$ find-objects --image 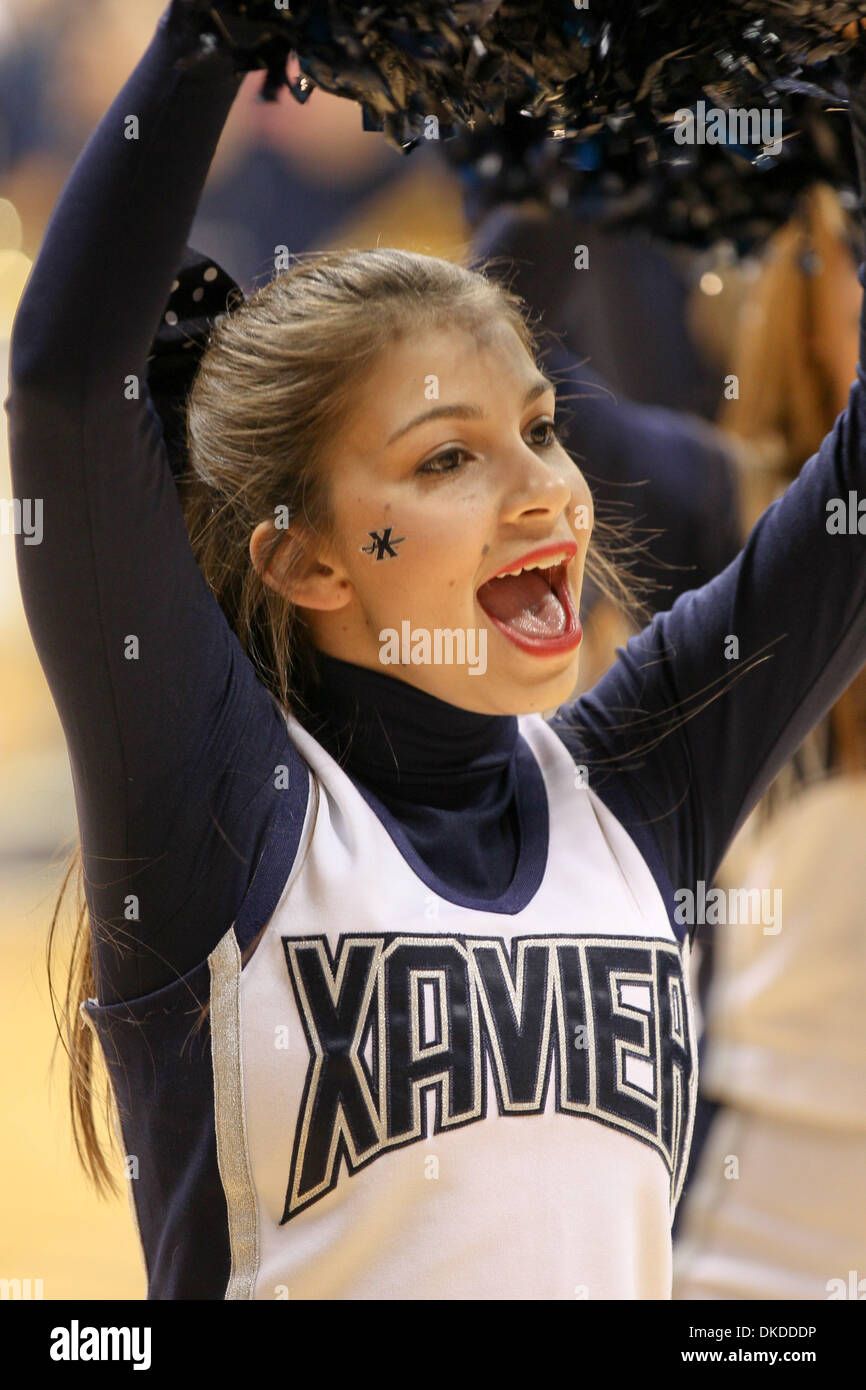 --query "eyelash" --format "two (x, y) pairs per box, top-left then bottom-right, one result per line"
(416, 419), (562, 476)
